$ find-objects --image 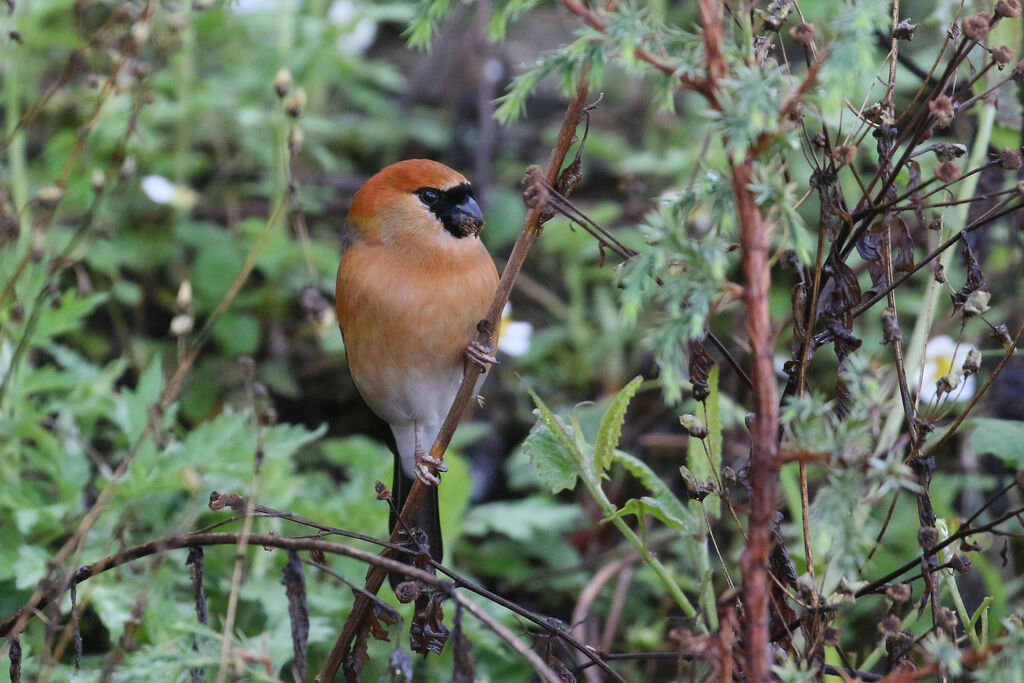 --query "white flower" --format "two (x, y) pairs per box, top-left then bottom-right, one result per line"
(141, 175), (197, 209)
(498, 302), (533, 357)
(916, 335), (977, 403)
